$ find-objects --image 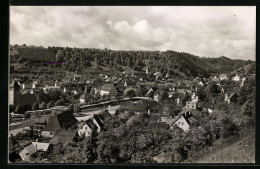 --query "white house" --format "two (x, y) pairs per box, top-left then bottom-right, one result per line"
(241, 77), (246, 87)
(219, 74), (228, 81)
(232, 75), (240, 81)
(77, 119), (97, 137)
(199, 81), (204, 86)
